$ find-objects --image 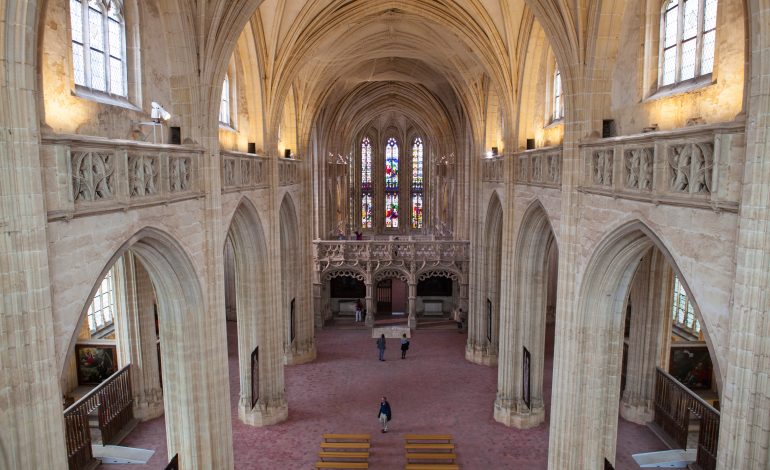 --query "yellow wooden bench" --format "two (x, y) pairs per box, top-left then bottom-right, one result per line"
(404, 464), (460, 470)
(404, 443), (455, 452)
(314, 462), (369, 469)
(320, 442), (371, 450)
(406, 452), (457, 463)
(318, 451), (369, 462)
(403, 434), (453, 443)
(322, 433), (371, 443)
